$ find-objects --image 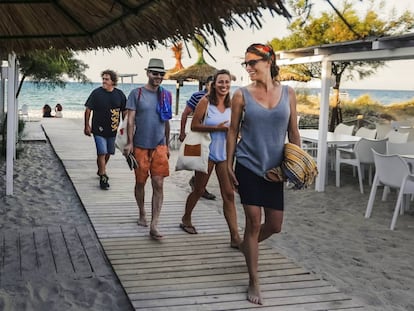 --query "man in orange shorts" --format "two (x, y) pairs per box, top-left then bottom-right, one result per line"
(124, 58), (172, 240)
